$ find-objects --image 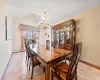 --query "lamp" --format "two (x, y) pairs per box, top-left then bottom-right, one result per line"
(39, 11), (51, 29)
